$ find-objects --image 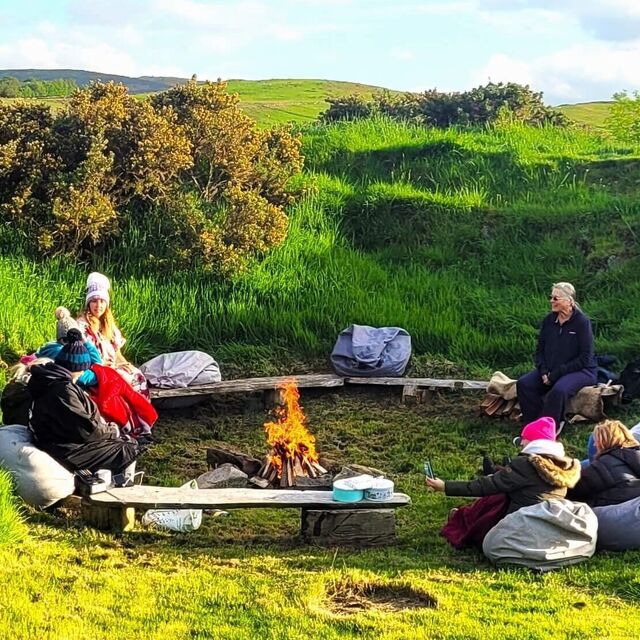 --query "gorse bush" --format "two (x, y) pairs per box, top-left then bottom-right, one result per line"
(322, 82), (567, 127)
(0, 80), (303, 275)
